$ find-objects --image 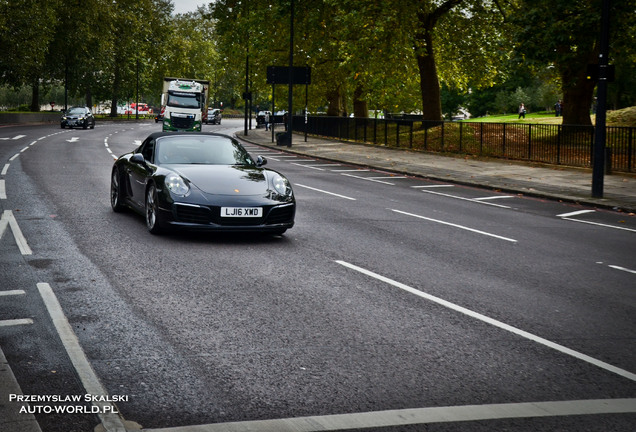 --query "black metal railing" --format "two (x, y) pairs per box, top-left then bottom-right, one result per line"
(293, 116), (635, 173)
